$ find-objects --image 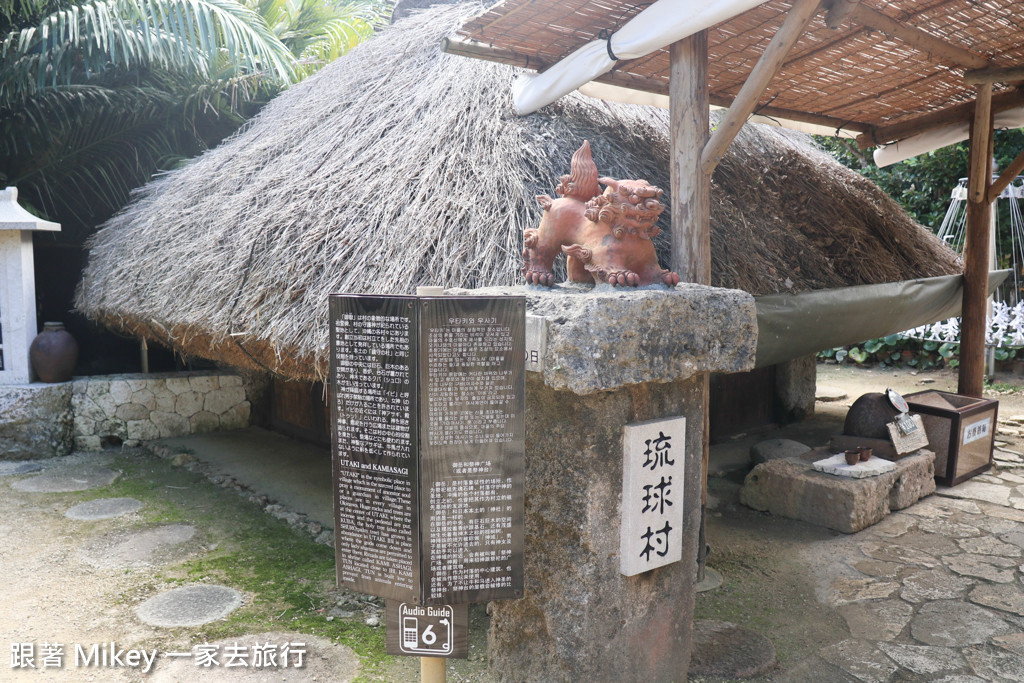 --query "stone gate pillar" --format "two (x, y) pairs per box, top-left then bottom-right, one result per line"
(0, 187), (61, 385)
(461, 284), (756, 682)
